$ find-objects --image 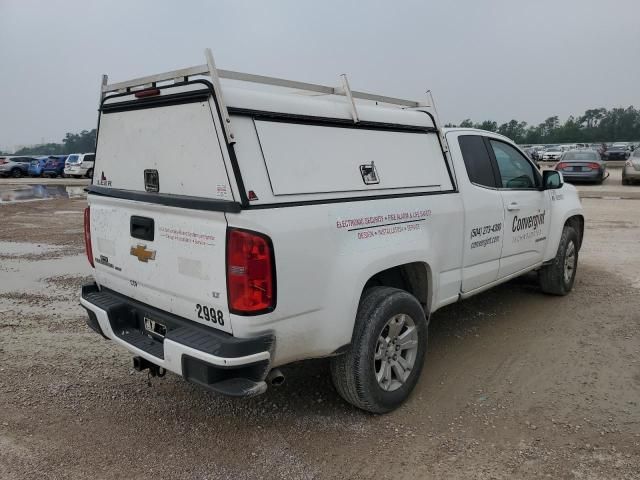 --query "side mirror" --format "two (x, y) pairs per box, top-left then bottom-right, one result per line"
(543, 170), (563, 190)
